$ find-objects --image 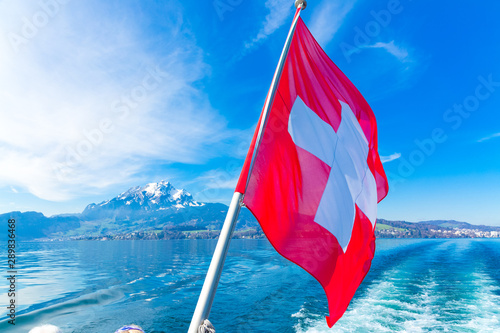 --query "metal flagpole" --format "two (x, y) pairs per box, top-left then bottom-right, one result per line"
(244, 0), (306, 193)
(187, 192), (242, 333)
(188, 2), (306, 332)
